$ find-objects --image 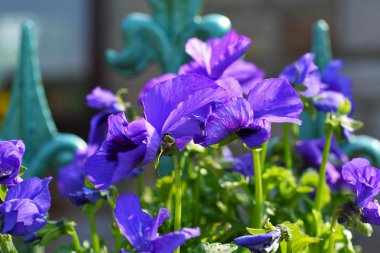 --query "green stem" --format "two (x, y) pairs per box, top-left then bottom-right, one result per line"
(173, 154), (182, 253)
(88, 213), (101, 252)
(328, 215), (338, 253)
(260, 141), (268, 169)
(313, 128), (334, 211)
(70, 230), (83, 253)
(252, 148), (263, 228)
(284, 123), (292, 170)
(287, 236), (293, 253)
